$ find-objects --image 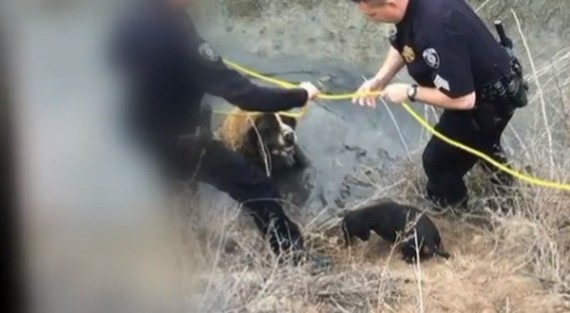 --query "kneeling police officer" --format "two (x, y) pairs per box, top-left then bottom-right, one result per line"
(111, 0), (320, 261)
(351, 0), (529, 209)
